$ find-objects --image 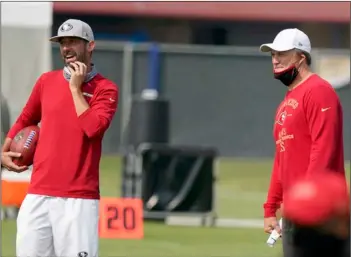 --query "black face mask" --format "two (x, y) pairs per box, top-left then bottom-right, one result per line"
(274, 65), (299, 87)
